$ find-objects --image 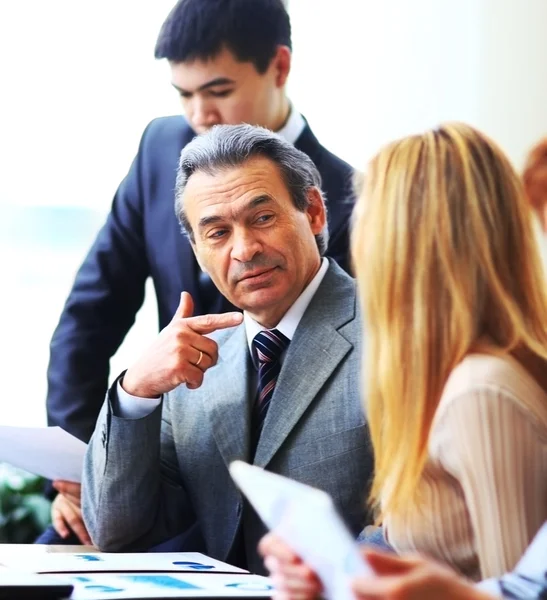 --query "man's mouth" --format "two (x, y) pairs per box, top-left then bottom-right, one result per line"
(238, 266), (276, 283)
